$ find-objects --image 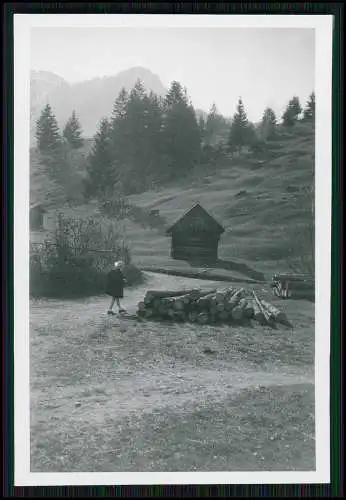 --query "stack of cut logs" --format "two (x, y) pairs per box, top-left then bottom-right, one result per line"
(137, 287), (289, 327)
(271, 273), (315, 300)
